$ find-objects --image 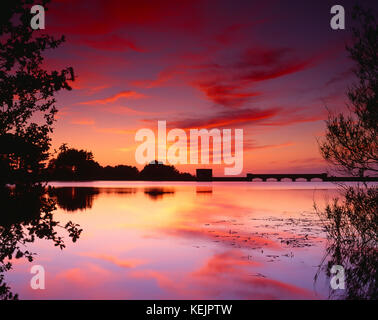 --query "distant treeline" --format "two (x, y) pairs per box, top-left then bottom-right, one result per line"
(47, 144), (194, 181)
